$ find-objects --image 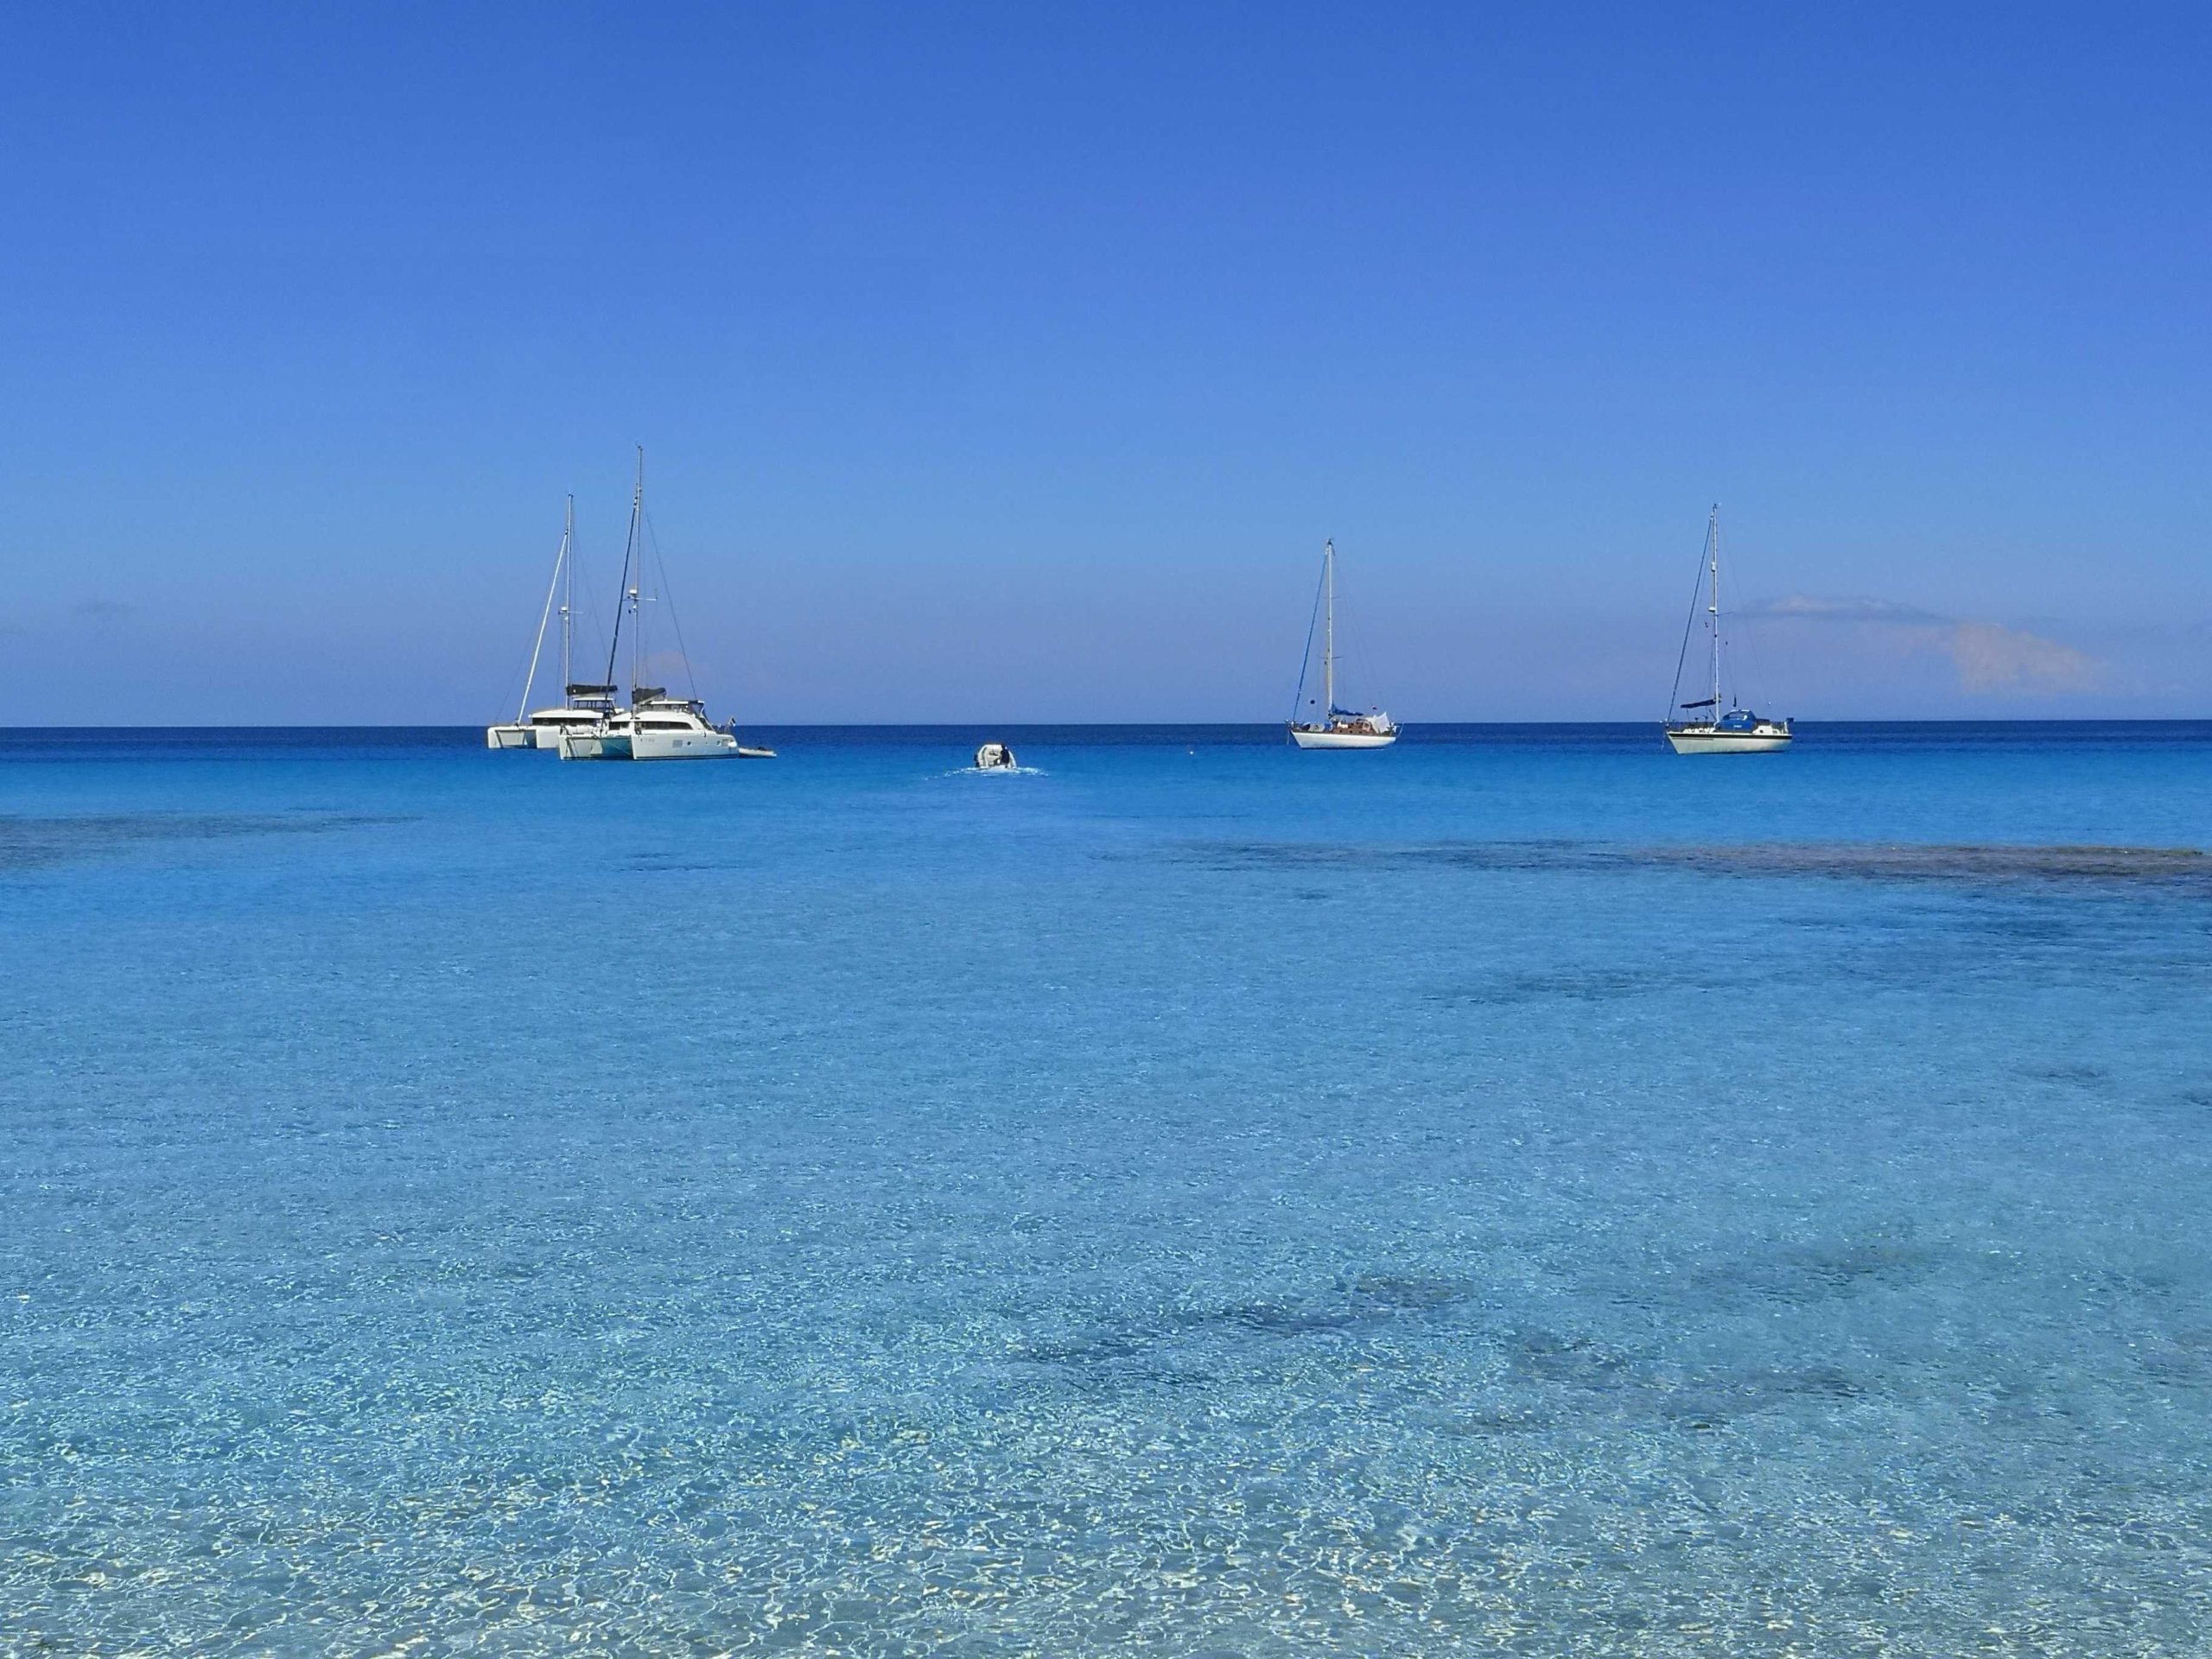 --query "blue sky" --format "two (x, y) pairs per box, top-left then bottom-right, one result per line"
(3, 2), (2206, 722)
